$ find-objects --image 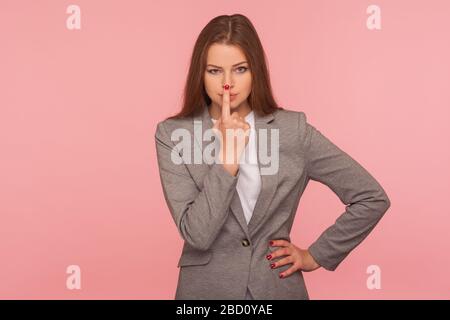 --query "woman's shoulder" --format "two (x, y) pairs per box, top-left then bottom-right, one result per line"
(155, 114), (194, 136)
(273, 107), (309, 129)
